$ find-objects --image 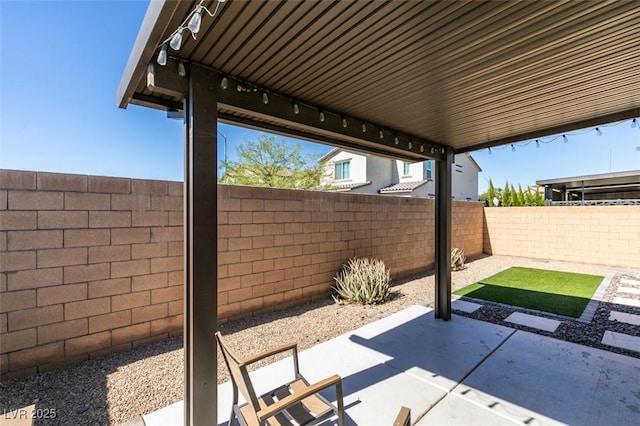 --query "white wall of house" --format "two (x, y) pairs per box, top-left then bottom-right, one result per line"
(366, 155), (394, 191)
(451, 154), (480, 201)
(321, 150), (480, 200)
